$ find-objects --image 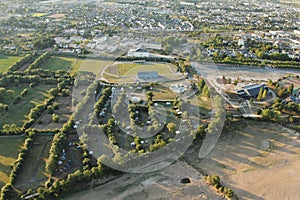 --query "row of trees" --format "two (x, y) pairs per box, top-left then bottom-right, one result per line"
(0, 131), (36, 200)
(25, 52), (50, 72)
(45, 116), (75, 175)
(7, 53), (36, 72)
(0, 74), (59, 88)
(257, 87), (267, 101)
(36, 161), (113, 200)
(205, 175), (236, 199)
(94, 87), (111, 117)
